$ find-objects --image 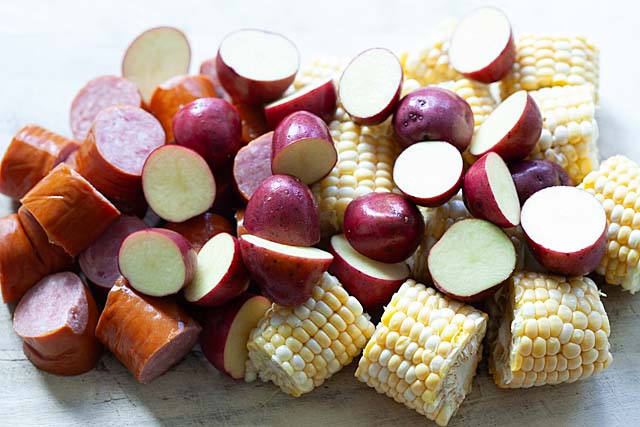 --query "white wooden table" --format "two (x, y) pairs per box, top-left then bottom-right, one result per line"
(1, 0), (639, 425)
